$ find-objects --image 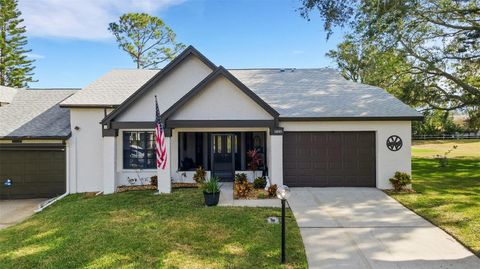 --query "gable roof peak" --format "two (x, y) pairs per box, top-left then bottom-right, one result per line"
(101, 45), (217, 124)
(160, 65), (280, 121)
